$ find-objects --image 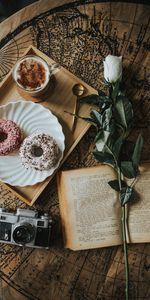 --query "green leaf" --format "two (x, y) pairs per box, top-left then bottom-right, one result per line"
(78, 92), (112, 109)
(99, 136), (118, 163)
(100, 96), (112, 104)
(114, 96), (133, 129)
(79, 94), (100, 105)
(121, 161), (137, 178)
(105, 136), (116, 156)
(113, 136), (124, 159)
(120, 135), (143, 178)
(132, 134), (144, 168)
(94, 130), (103, 143)
(120, 186), (133, 206)
(79, 94), (111, 108)
(64, 110), (97, 126)
(108, 180), (127, 191)
(95, 131), (110, 151)
(93, 151), (114, 166)
(90, 110), (102, 127)
(80, 117), (98, 126)
(102, 106), (112, 131)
